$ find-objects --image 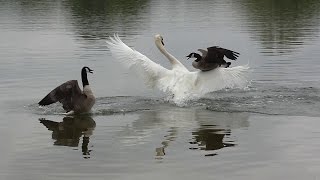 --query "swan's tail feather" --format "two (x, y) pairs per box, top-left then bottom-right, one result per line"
(106, 34), (169, 88)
